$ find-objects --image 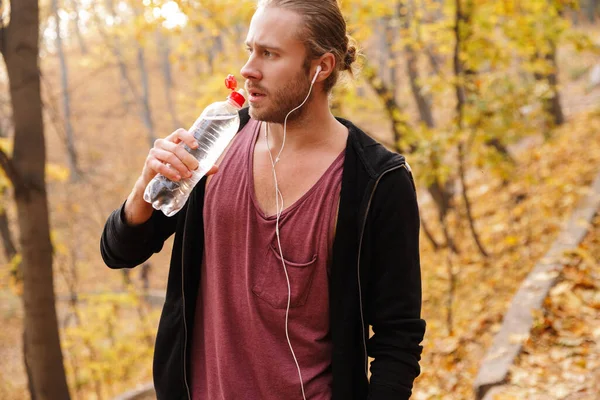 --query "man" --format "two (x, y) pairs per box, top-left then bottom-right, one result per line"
(100, 0), (425, 399)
